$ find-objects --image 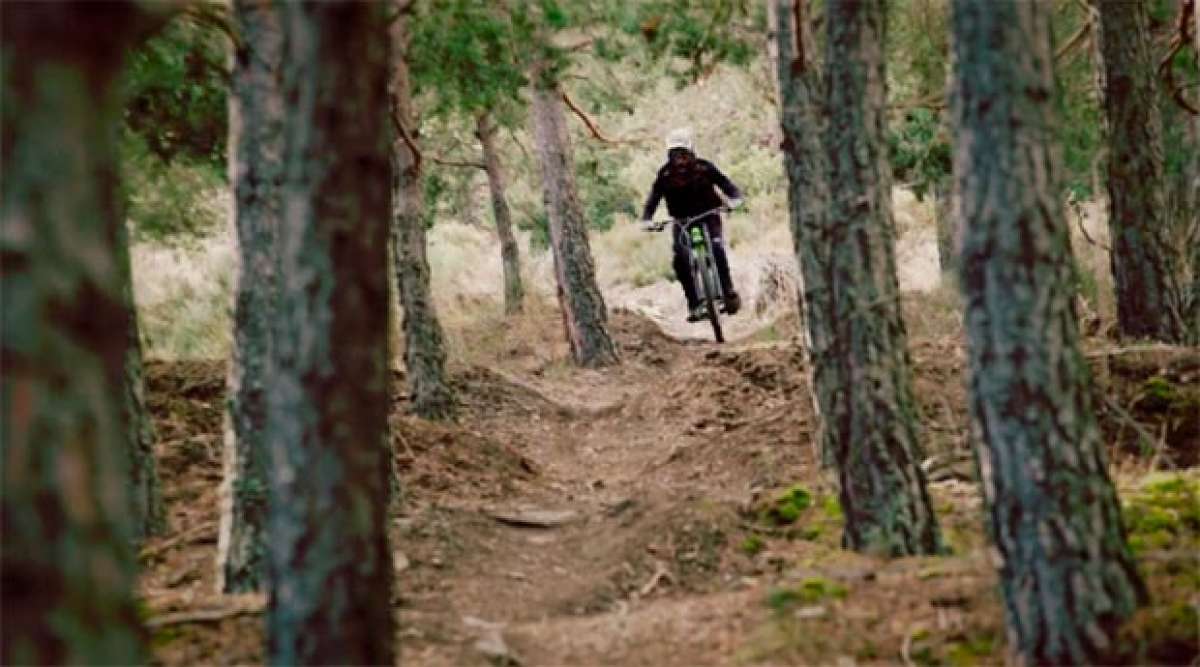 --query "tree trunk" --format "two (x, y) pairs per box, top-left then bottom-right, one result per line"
(933, 178), (957, 277)
(821, 0), (943, 556)
(477, 112), (525, 315)
(390, 8), (457, 421)
(775, 0), (834, 469)
(950, 1), (1148, 662)
(120, 218), (165, 542)
(217, 0), (282, 594)
(1091, 0), (1184, 342)
(530, 76), (619, 367)
(268, 4), (394, 664)
(1, 4), (151, 663)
